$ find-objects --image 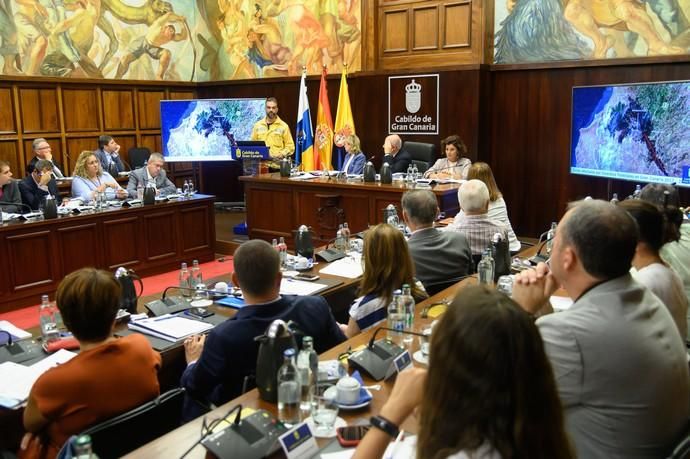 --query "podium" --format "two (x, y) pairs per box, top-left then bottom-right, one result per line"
(232, 145), (270, 176)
